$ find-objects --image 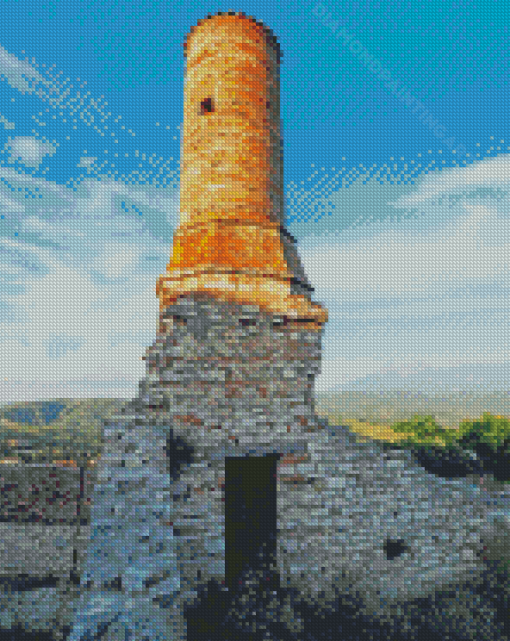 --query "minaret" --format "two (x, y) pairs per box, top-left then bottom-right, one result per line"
(133, 14), (329, 636)
(59, 15), (505, 641)
(156, 11), (327, 330)
(62, 13), (329, 641)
